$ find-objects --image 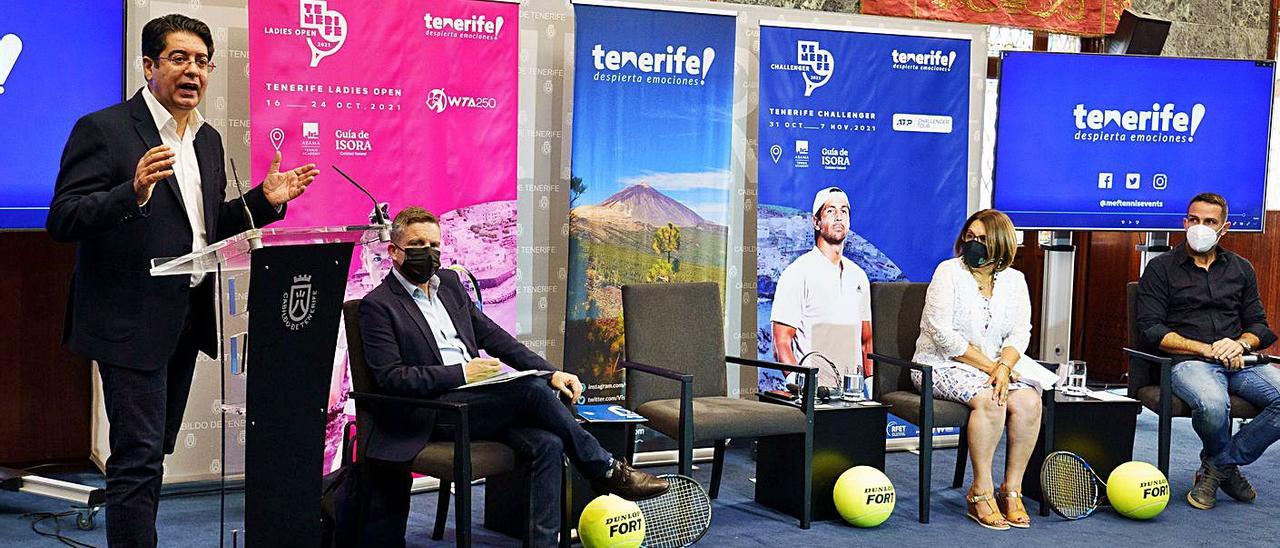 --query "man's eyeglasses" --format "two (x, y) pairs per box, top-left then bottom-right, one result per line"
(156, 55), (216, 74)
